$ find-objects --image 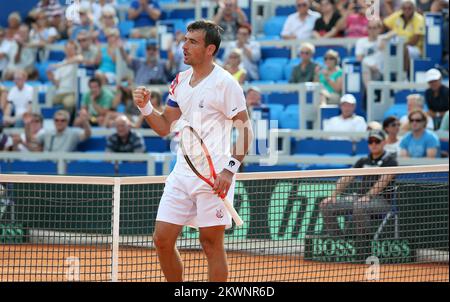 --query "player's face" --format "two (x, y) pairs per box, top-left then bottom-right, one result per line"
(183, 30), (213, 66)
